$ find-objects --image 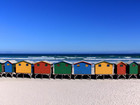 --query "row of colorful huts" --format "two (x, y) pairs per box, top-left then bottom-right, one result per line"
(0, 60), (140, 79)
